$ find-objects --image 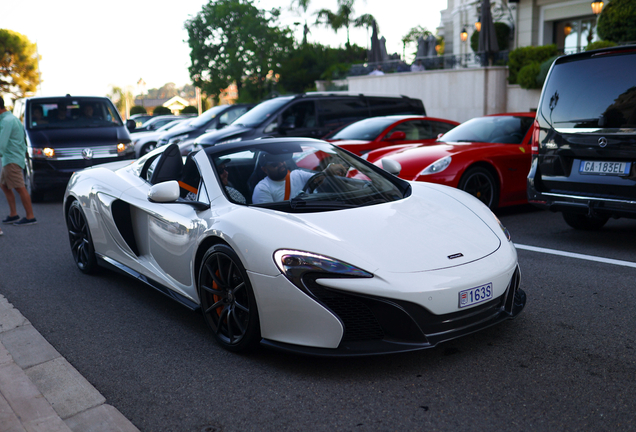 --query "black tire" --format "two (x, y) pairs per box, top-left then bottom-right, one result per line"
(67, 200), (98, 274)
(562, 212), (609, 230)
(198, 244), (260, 352)
(458, 167), (499, 210)
(140, 142), (157, 156)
